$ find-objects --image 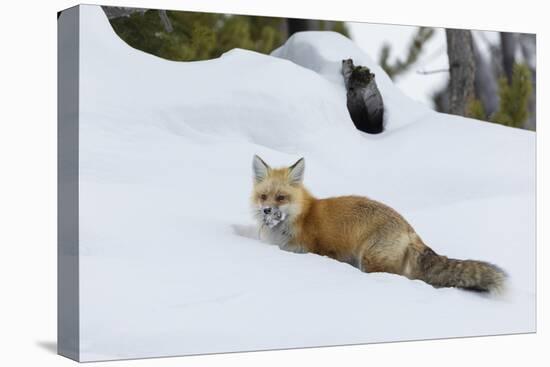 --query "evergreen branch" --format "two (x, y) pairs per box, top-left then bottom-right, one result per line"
(379, 27), (435, 79)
